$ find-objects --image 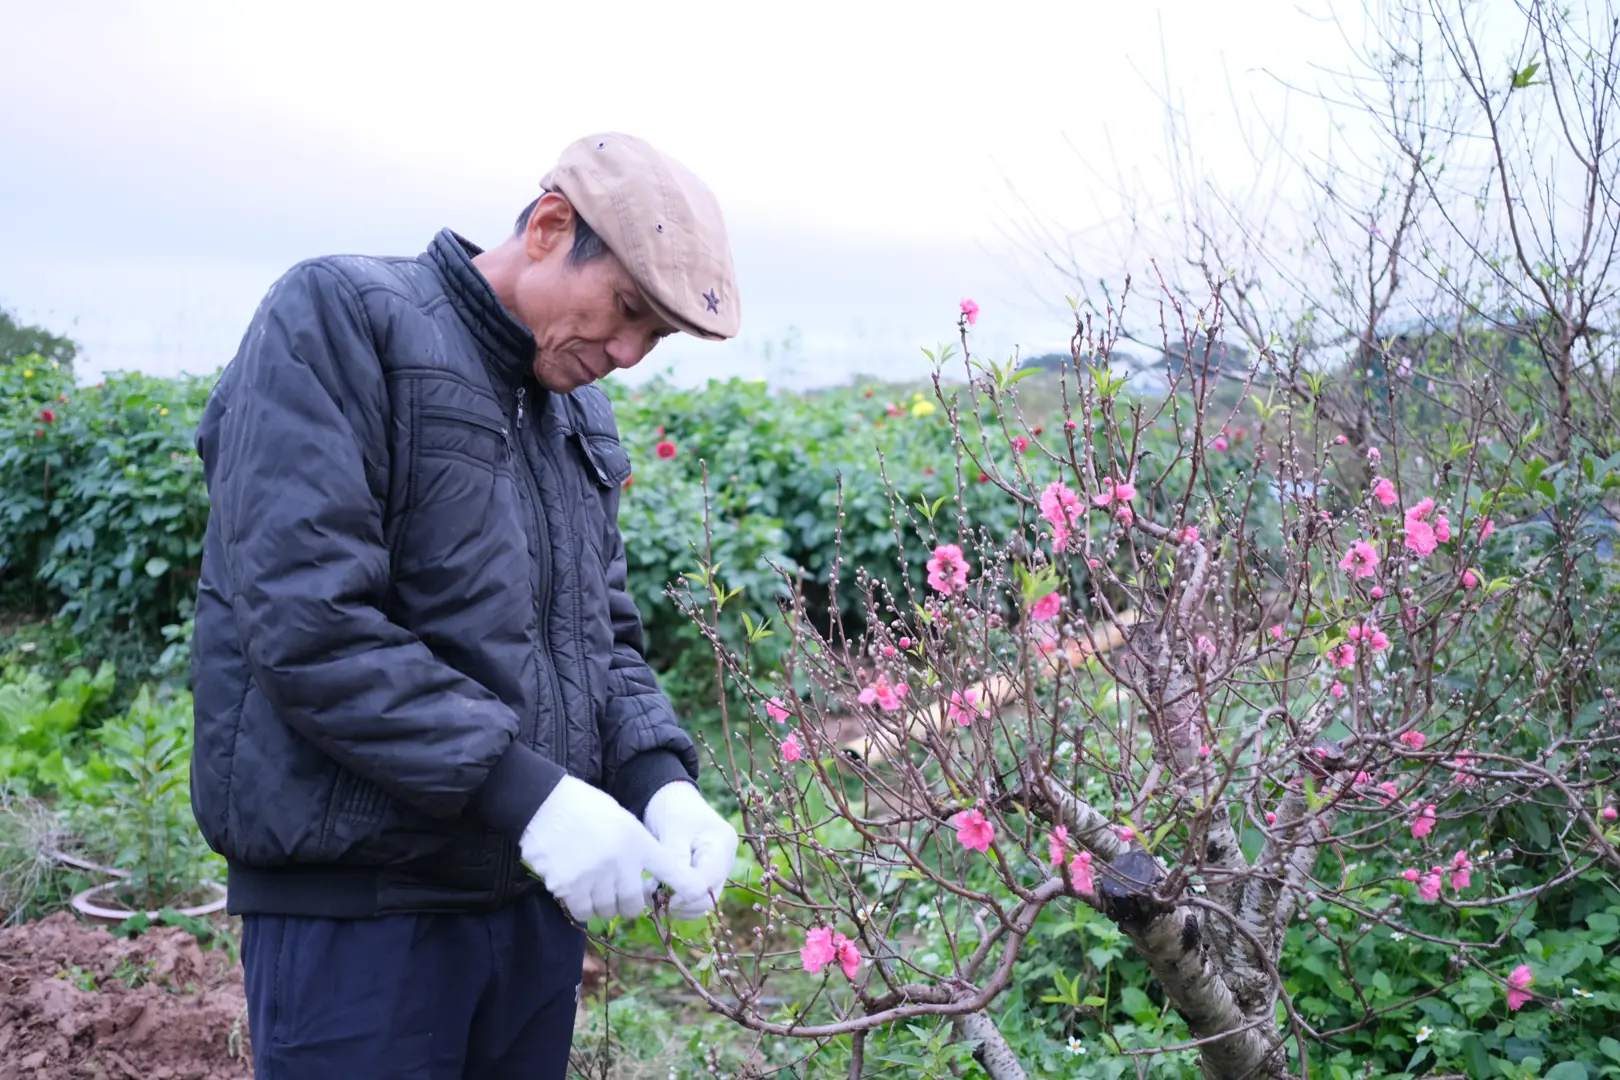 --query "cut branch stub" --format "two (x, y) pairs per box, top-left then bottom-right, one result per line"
(1097, 845), (1171, 928)
(1298, 738), (1348, 780)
